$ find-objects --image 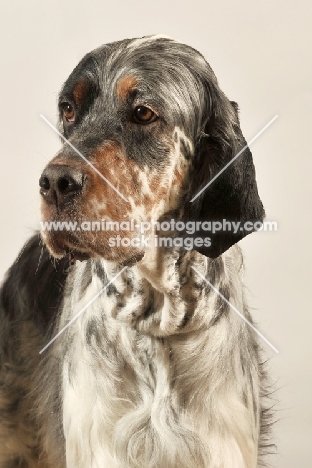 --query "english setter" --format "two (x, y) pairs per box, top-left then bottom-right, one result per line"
(0, 35), (272, 467)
